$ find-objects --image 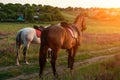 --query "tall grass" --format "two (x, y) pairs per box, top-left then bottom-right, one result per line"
(0, 18), (120, 80)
